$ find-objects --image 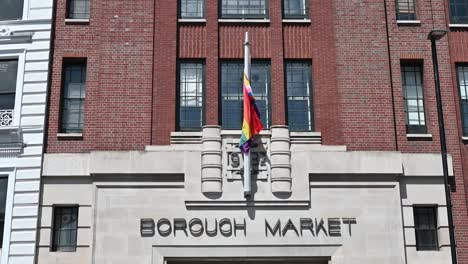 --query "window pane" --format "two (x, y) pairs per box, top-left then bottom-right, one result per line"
(52, 207), (78, 252)
(283, 0), (307, 18)
(450, 0), (468, 24)
(396, 0), (416, 20)
(0, 0), (24, 20)
(61, 61), (87, 133)
(0, 177), (8, 248)
(401, 64), (426, 134)
(179, 62), (204, 130)
(414, 207), (438, 251)
(458, 66), (468, 135)
(286, 62), (312, 131)
(67, 0), (90, 19)
(181, 0), (204, 18)
(221, 61), (270, 129)
(221, 0), (268, 18)
(0, 60), (18, 93)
